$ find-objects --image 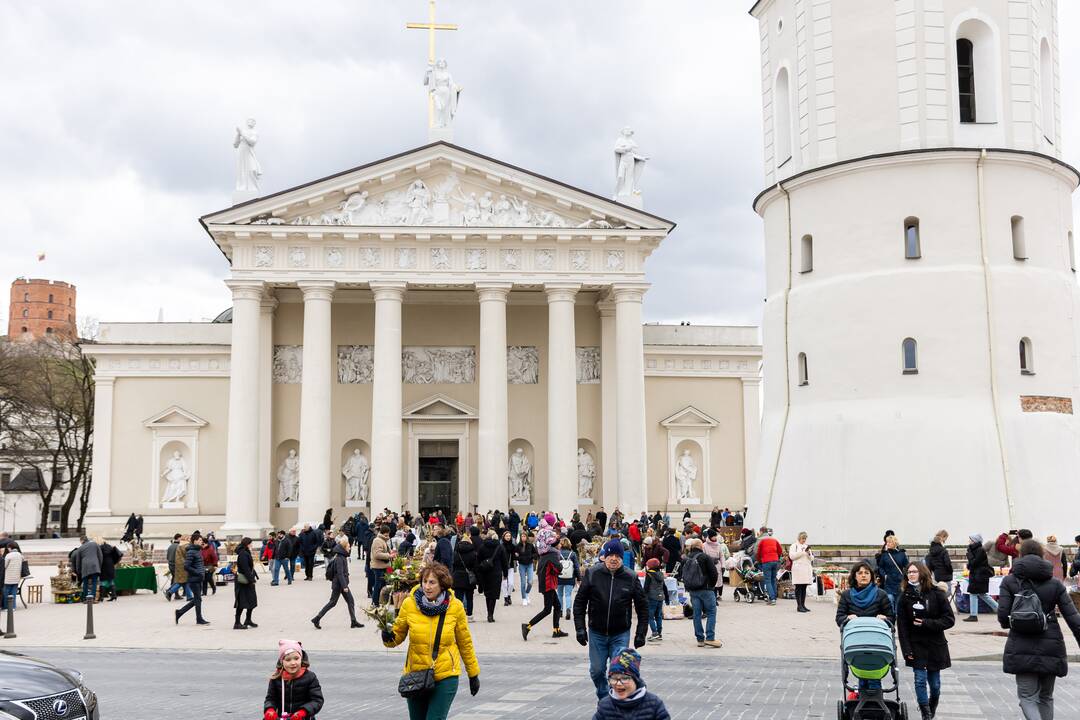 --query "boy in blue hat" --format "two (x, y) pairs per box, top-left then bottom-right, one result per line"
(592, 649), (670, 719)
